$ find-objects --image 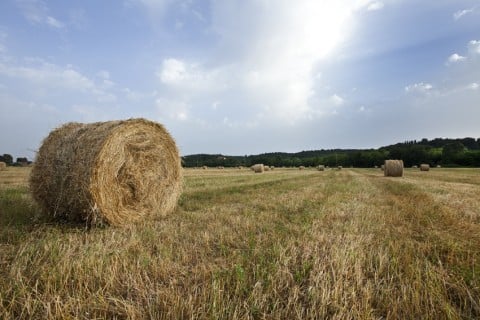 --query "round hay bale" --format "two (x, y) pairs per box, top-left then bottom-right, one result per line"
(270, 166), (275, 170)
(202, 166), (208, 170)
(0, 161), (6, 170)
(264, 166), (270, 171)
(29, 119), (183, 227)
(317, 165), (325, 171)
(412, 165), (418, 169)
(217, 166), (224, 170)
(420, 164), (430, 171)
(384, 159), (404, 177)
(252, 164), (264, 173)
(436, 165), (441, 168)
(299, 166), (305, 170)
(374, 165), (378, 169)
(337, 166), (343, 170)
